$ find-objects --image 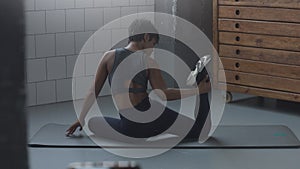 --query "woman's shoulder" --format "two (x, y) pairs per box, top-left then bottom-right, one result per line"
(101, 49), (116, 62)
(104, 49), (116, 57)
